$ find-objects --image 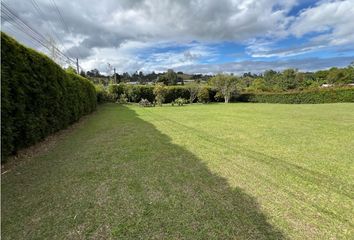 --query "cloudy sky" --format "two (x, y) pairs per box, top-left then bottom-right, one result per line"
(2, 0), (354, 74)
